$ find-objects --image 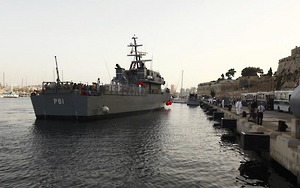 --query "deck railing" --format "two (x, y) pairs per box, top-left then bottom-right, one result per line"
(41, 82), (148, 96)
